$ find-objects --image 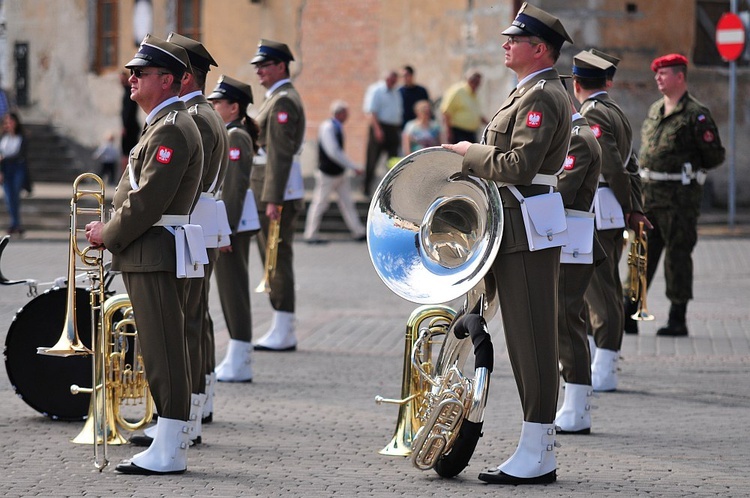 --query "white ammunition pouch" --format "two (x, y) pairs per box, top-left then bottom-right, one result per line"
(237, 189), (261, 233)
(508, 185), (568, 252)
(560, 209), (595, 265)
(593, 186), (625, 230)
